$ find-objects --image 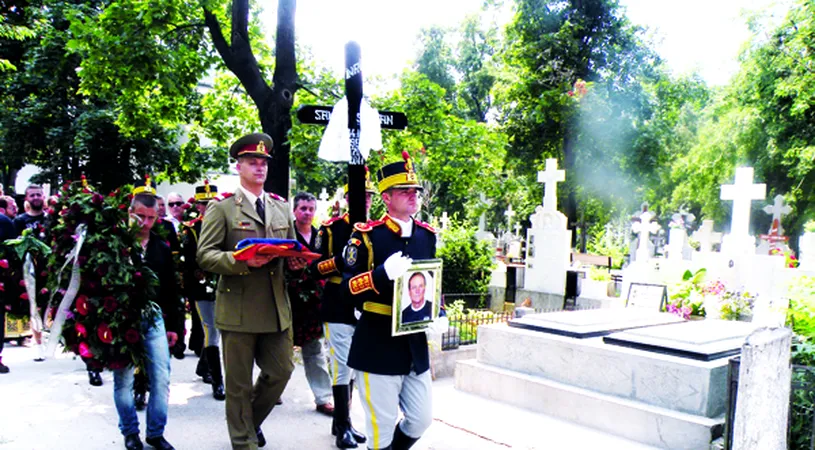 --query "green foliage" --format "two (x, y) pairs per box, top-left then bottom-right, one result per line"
(787, 275), (815, 339)
(585, 213), (630, 269)
(790, 337), (815, 450)
(435, 219), (495, 294)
